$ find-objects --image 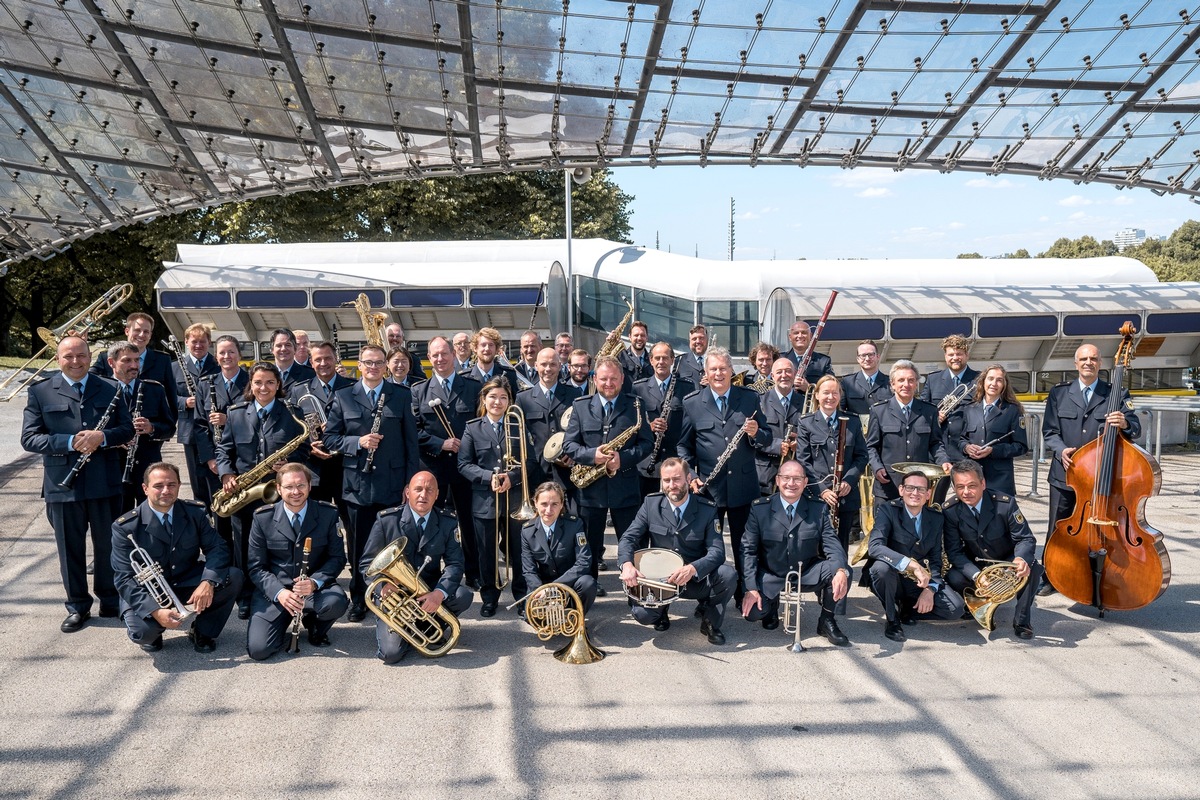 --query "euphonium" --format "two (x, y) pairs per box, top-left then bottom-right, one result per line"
(211, 406), (310, 517)
(571, 398), (642, 488)
(522, 582), (604, 664)
(594, 299), (634, 360)
(780, 569), (805, 654)
(963, 561), (1029, 631)
(364, 538), (460, 657)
